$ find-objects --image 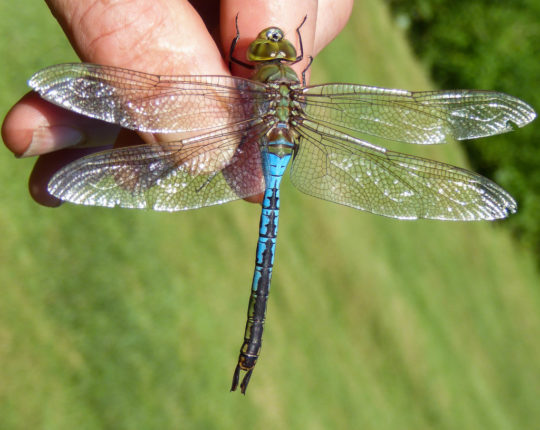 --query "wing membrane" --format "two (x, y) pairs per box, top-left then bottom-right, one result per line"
(29, 63), (268, 133)
(291, 120), (516, 220)
(48, 123), (268, 211)
(299, 84), (536, 144)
